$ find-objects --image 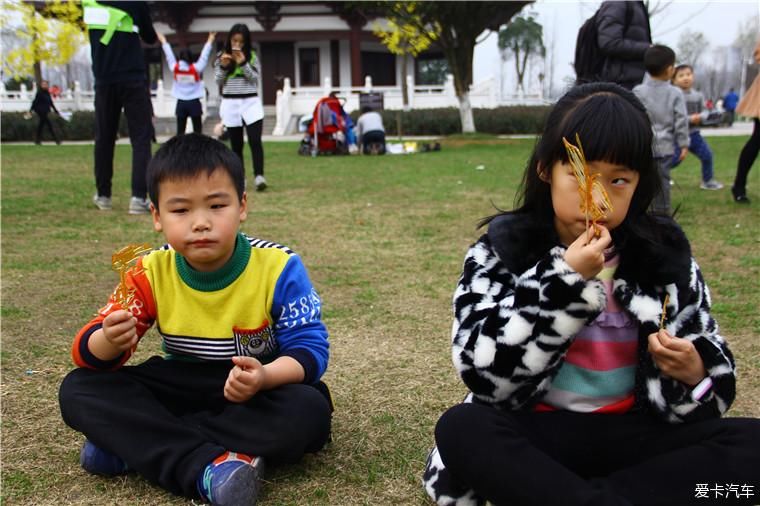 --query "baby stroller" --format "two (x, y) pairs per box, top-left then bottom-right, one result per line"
(298, 95), (350, 156)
